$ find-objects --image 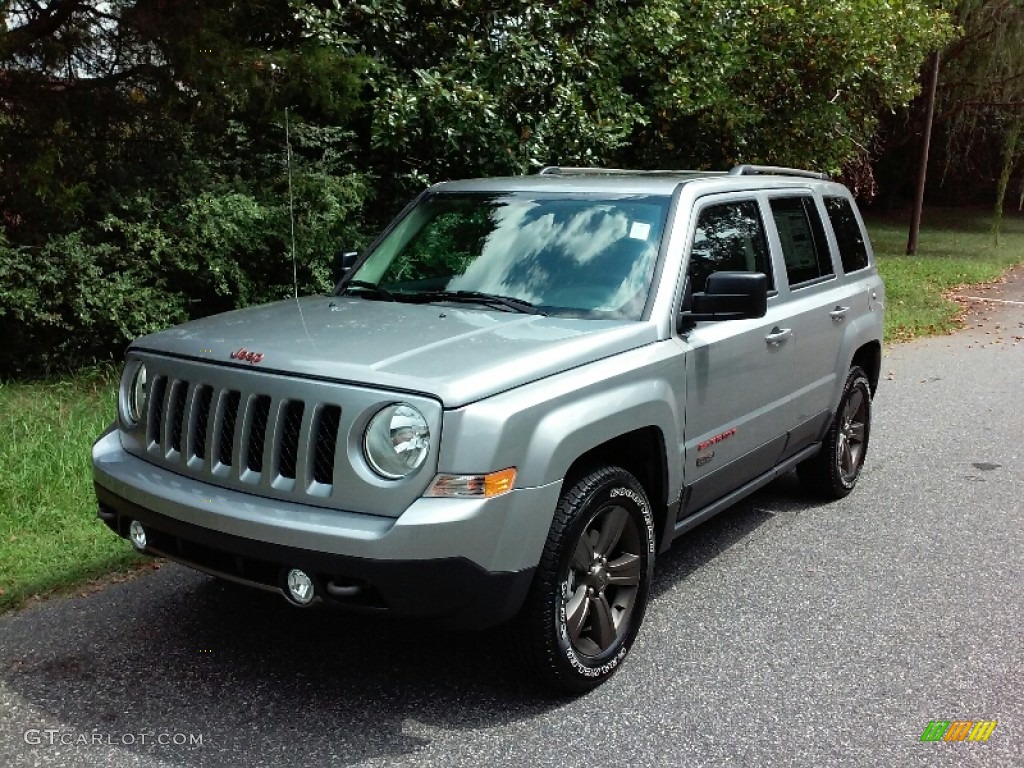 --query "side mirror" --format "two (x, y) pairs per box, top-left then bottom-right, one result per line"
(679, 271), (768, 330)
(333, 250), (359, 282)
